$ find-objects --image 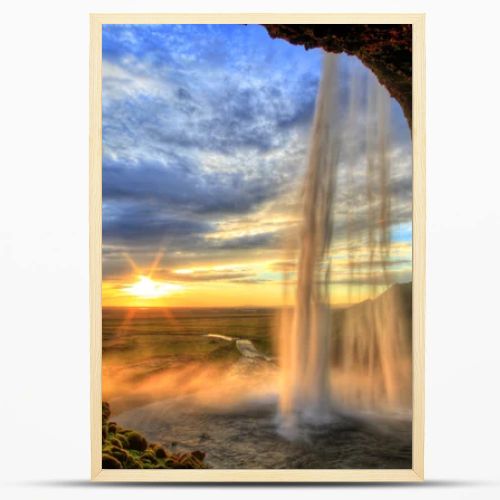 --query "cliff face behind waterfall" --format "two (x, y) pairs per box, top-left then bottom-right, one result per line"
(331, 283), (412, 413)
